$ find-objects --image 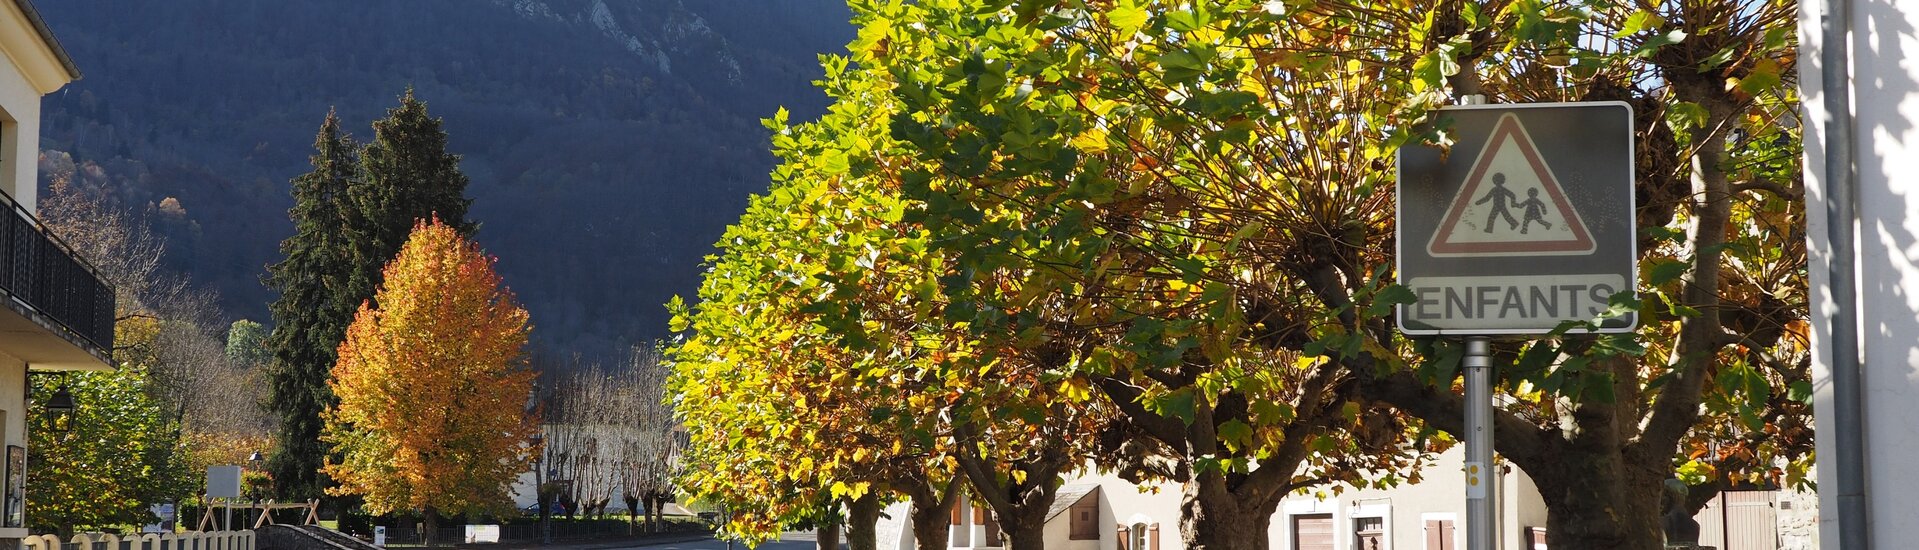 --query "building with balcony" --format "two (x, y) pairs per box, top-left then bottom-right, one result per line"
(0, 0), (113, 542)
